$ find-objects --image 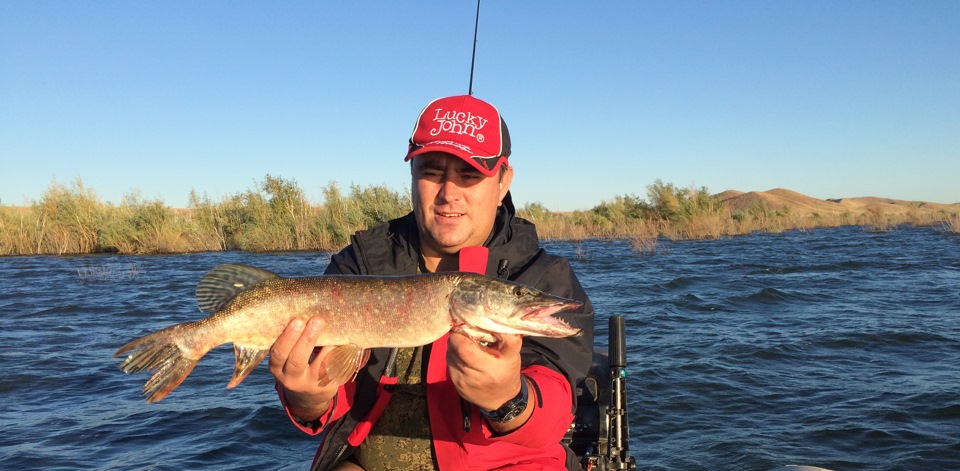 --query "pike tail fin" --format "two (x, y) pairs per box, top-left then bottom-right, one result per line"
(227, 344), (270, 388)
(115, 322), (209, 403)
